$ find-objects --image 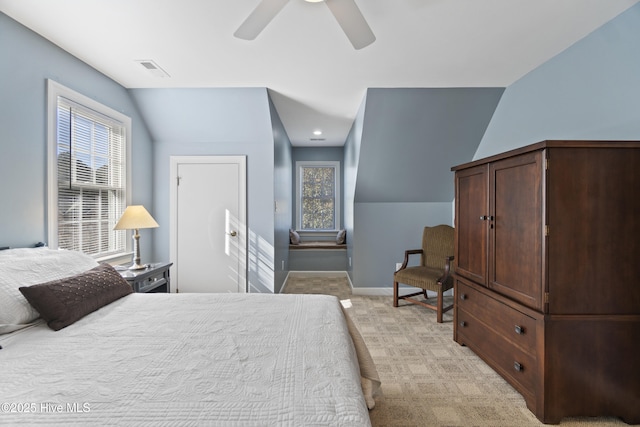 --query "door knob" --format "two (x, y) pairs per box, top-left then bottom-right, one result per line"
(228, 230), (237, 237)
